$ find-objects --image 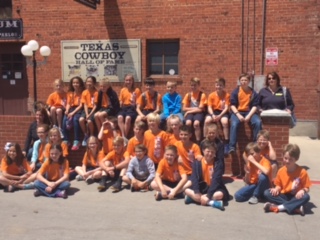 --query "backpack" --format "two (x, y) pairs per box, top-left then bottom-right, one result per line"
(141, 91), (158, 110)
(188, 91), (206, 112)
(283, 86), (296, 128)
